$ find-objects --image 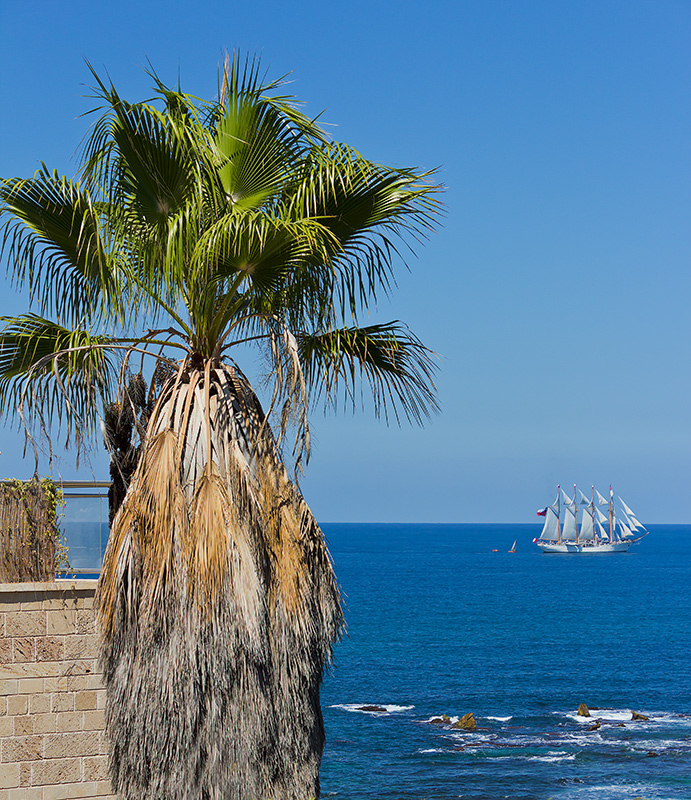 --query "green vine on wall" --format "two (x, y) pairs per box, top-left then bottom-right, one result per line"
(0, 477), (70, 580)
